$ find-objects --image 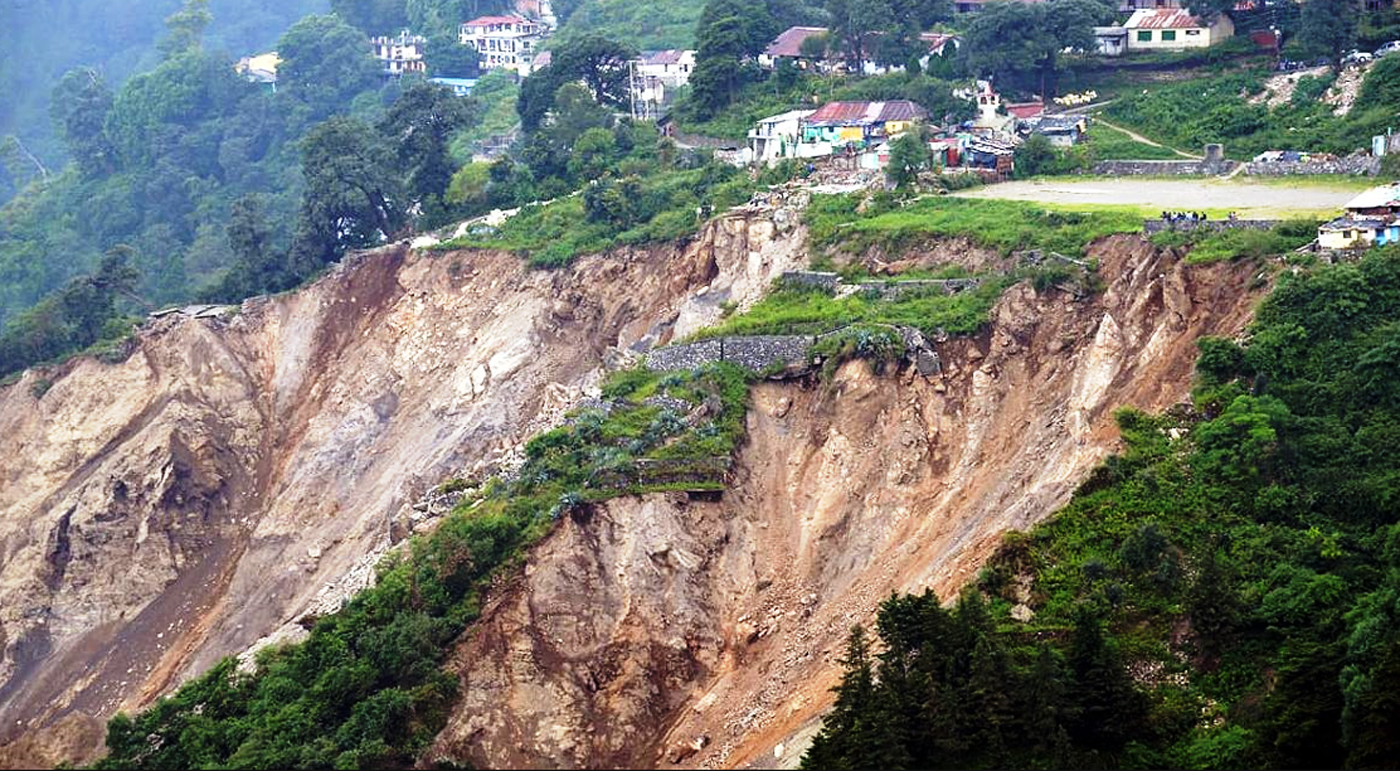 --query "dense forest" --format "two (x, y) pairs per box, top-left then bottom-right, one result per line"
(805, 247), (1400, 769)
(0, 0), (330, 203)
